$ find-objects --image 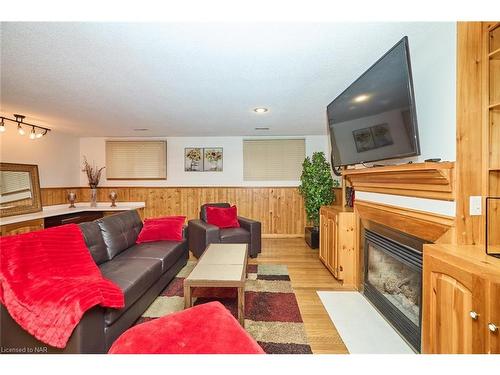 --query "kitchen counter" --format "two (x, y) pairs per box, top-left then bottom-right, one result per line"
(0, 202), (146, 226)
